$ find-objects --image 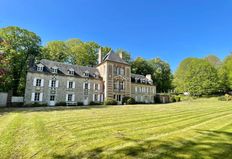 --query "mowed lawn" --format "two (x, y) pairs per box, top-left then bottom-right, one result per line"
(1, 98), (232, 159)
